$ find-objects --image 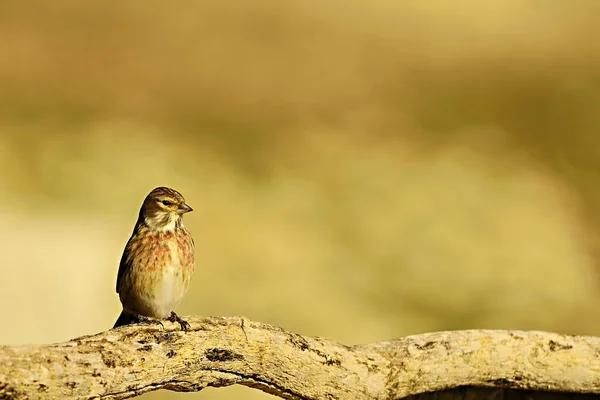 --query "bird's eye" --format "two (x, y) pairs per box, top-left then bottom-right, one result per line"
(161, 200), (172, 206)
